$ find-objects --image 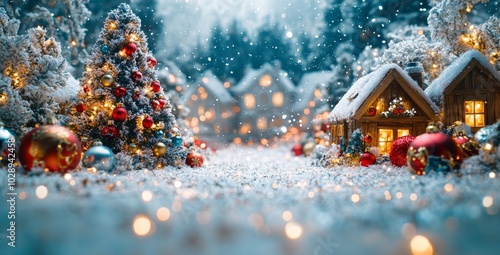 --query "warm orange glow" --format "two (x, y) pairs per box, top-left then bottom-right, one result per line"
(259, 74), (272, 87)
(465, 101), (485, 127)
(244, 94), (256, 109)
(272, 92), (284, 107)
(224, 81), (231, 88)
(240, 123), (252, 134)
(378, 129), (394, 154)
(257, 117), (268, 130)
